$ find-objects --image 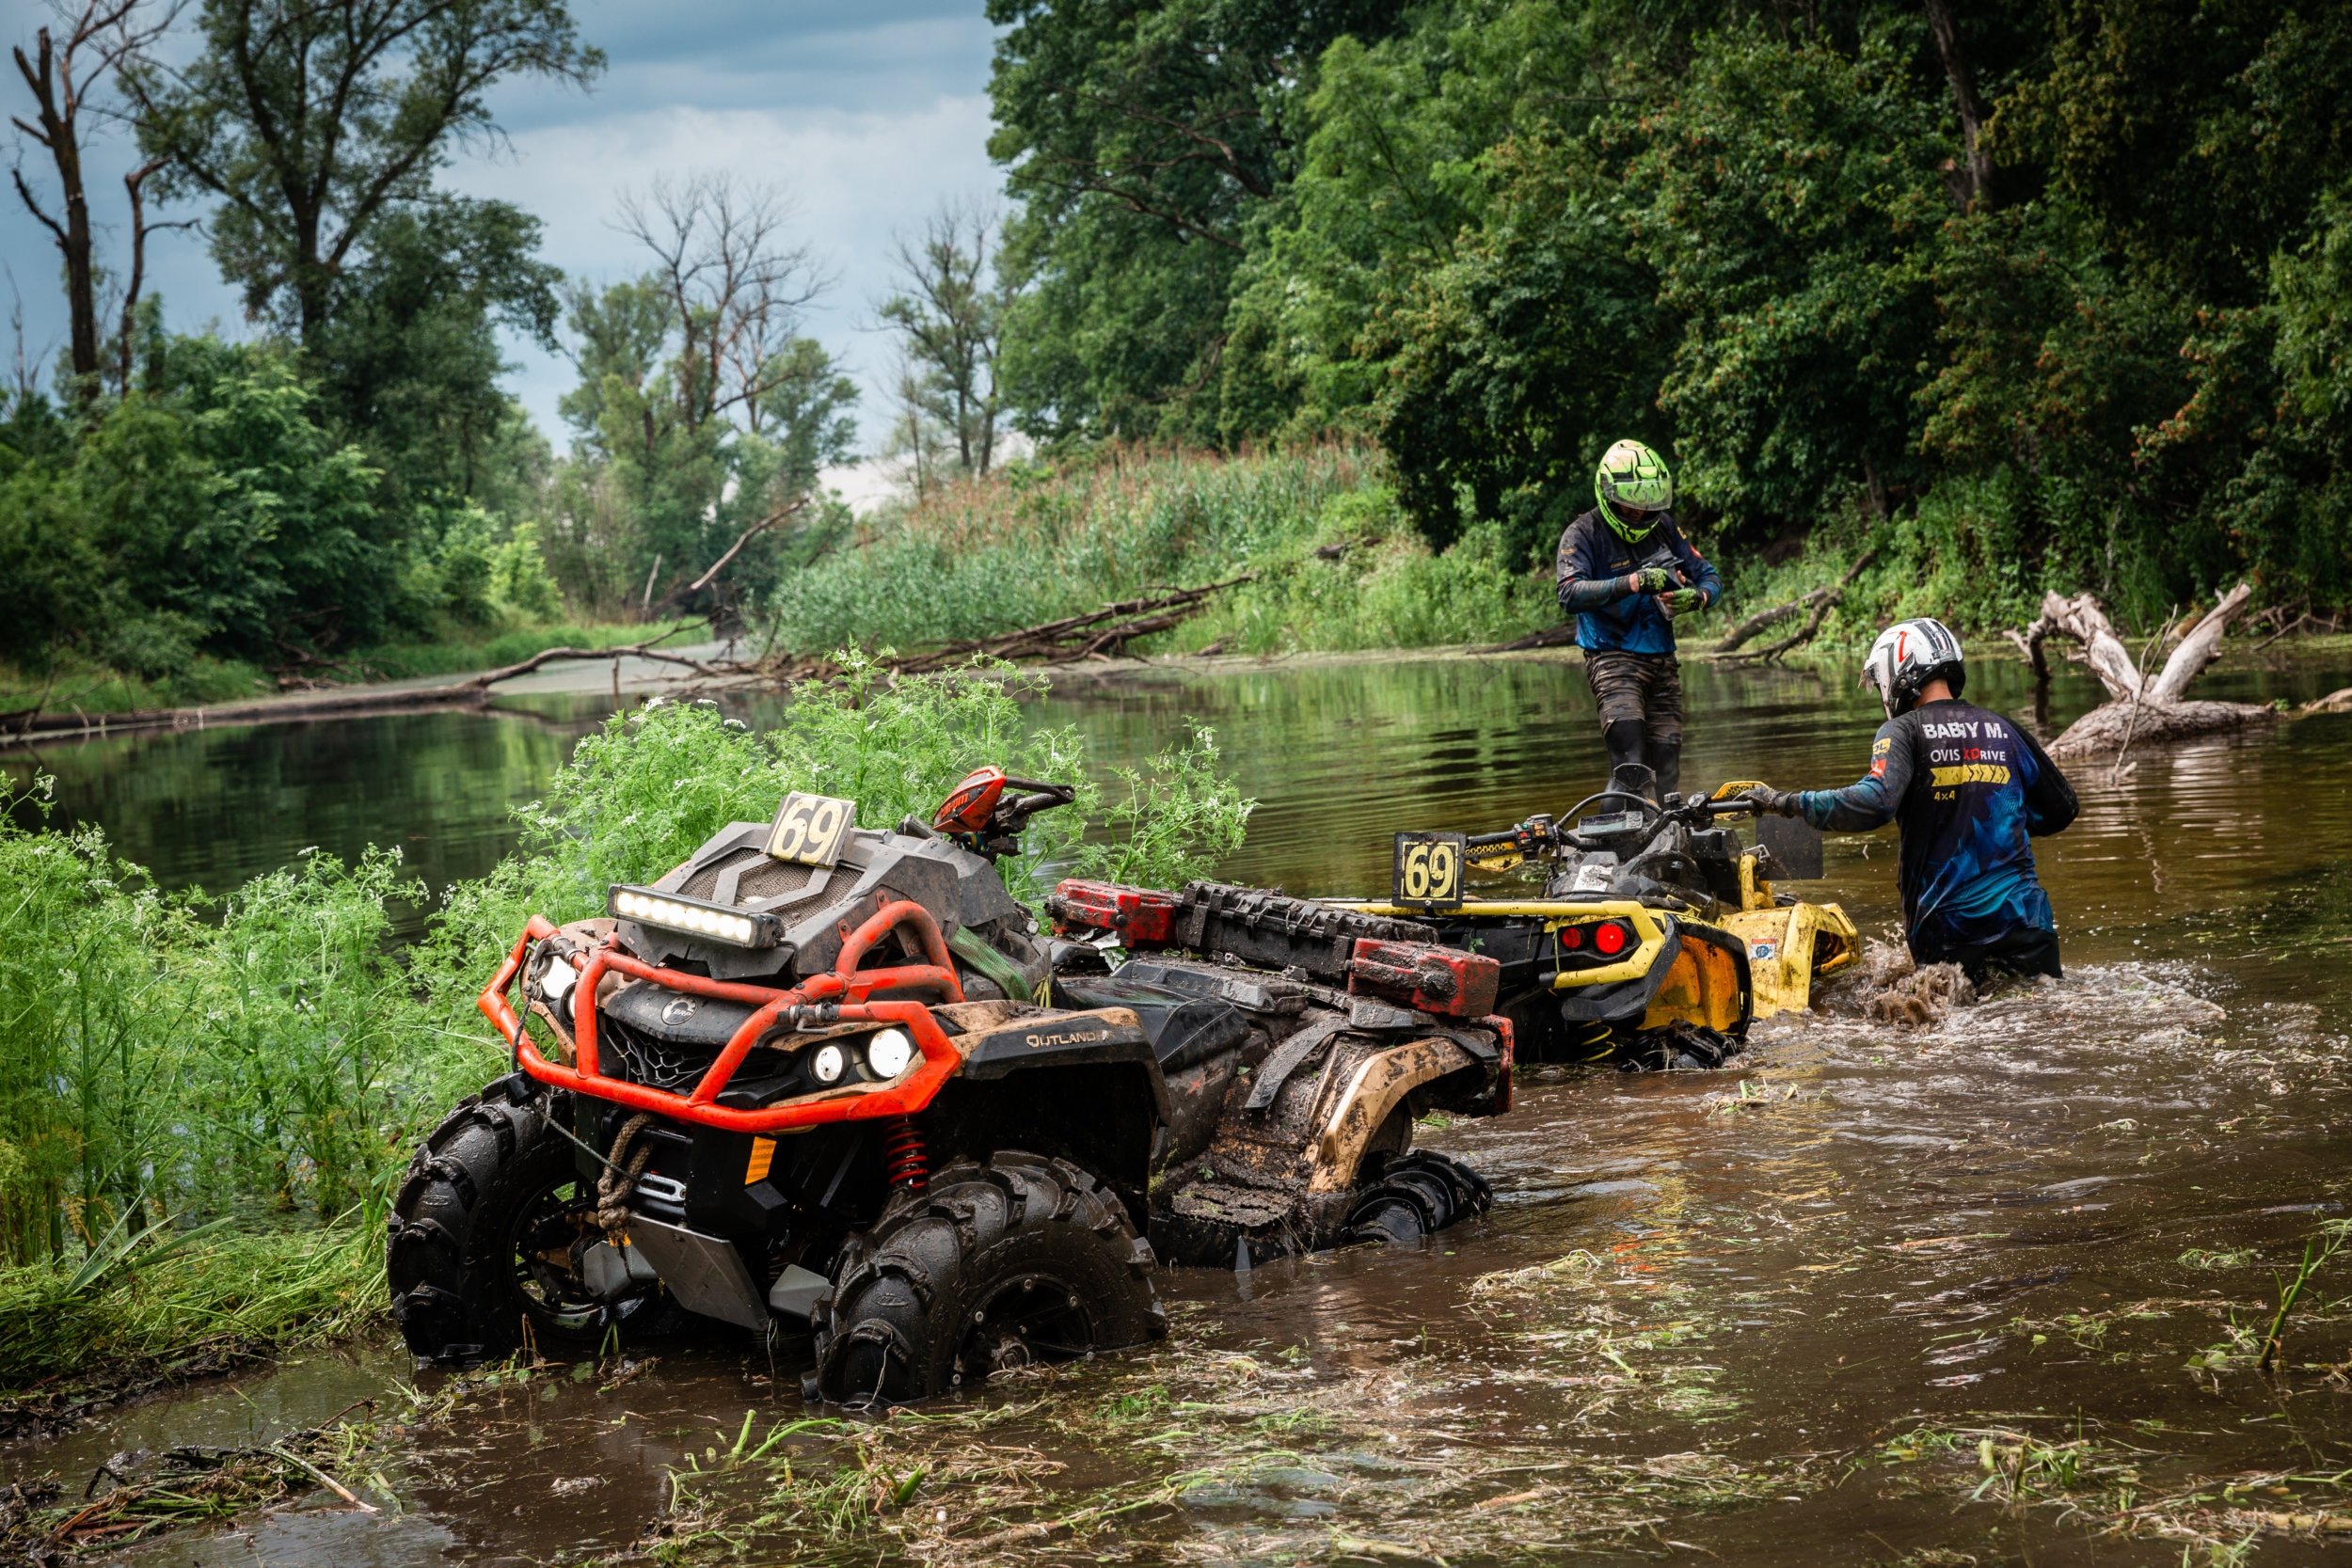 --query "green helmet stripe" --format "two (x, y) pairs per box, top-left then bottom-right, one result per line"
(1595, 439), (1673, 541)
